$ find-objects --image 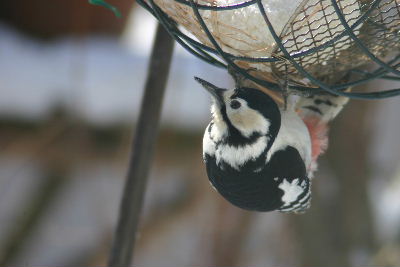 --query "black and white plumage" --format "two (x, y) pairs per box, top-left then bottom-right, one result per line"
(197, 77), (313, 213)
